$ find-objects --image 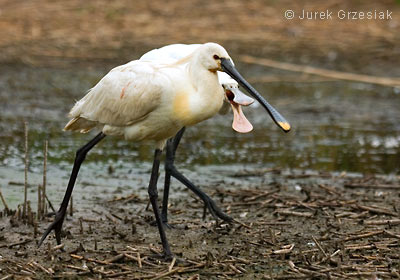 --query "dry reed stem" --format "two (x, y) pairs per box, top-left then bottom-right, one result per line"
(240, 55), (400, 88)
(23, 121), (28, 218)
(37, 184), (41, 220)
(0, 189), (9, 212)
(42, 140), (48, 217)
